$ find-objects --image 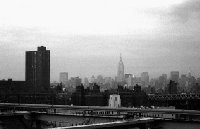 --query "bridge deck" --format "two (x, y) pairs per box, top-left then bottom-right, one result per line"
(50, 118), (158, 129)
(0, 111), (30, 117)
(1, 103), (200, 115)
